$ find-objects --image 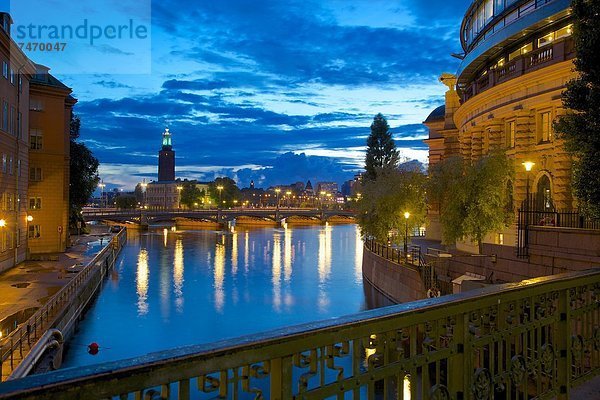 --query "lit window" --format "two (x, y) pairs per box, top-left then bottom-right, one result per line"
(28, 225), (41, 239)
(509, 42), (532, 61)
(555, 24), (573, 40)
(29, 98), (44, 112)
(539, 111), (553, 143)
(538, 33), (554, 47)
(29, 197), (42, 210)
